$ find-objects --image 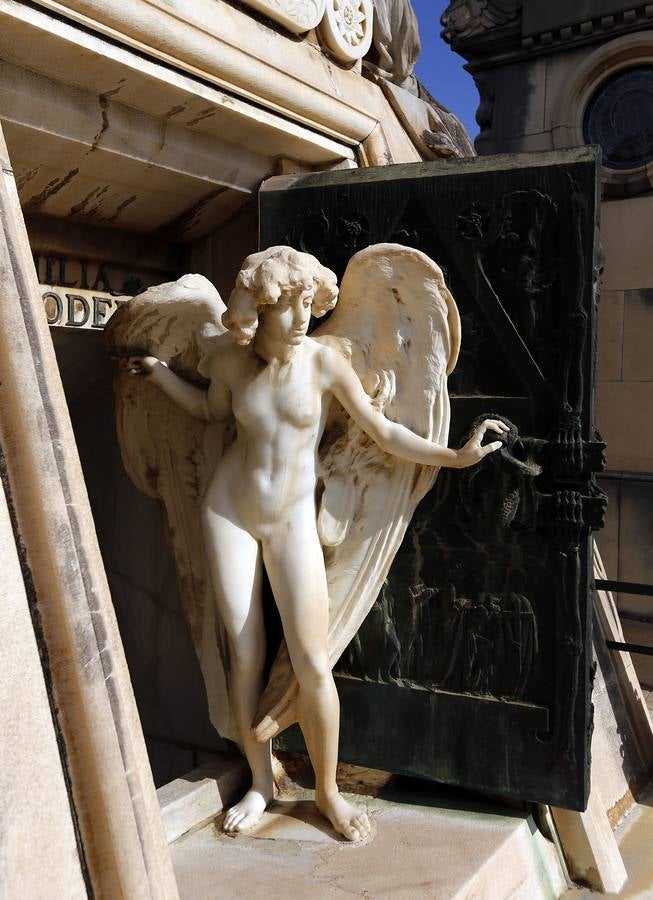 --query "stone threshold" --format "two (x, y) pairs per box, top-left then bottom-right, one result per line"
(157, 754), (249, 845)
(168, 785), (567, 899)
(160, 755), (568, 899)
